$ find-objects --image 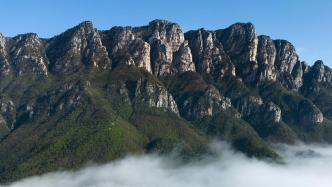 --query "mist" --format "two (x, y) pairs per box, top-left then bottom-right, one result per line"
(3, 142), (332, 187)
